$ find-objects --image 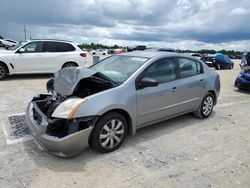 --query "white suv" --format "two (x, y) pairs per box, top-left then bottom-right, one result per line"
(0, 39), (18, 48)
(0, 39), (87, 80)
